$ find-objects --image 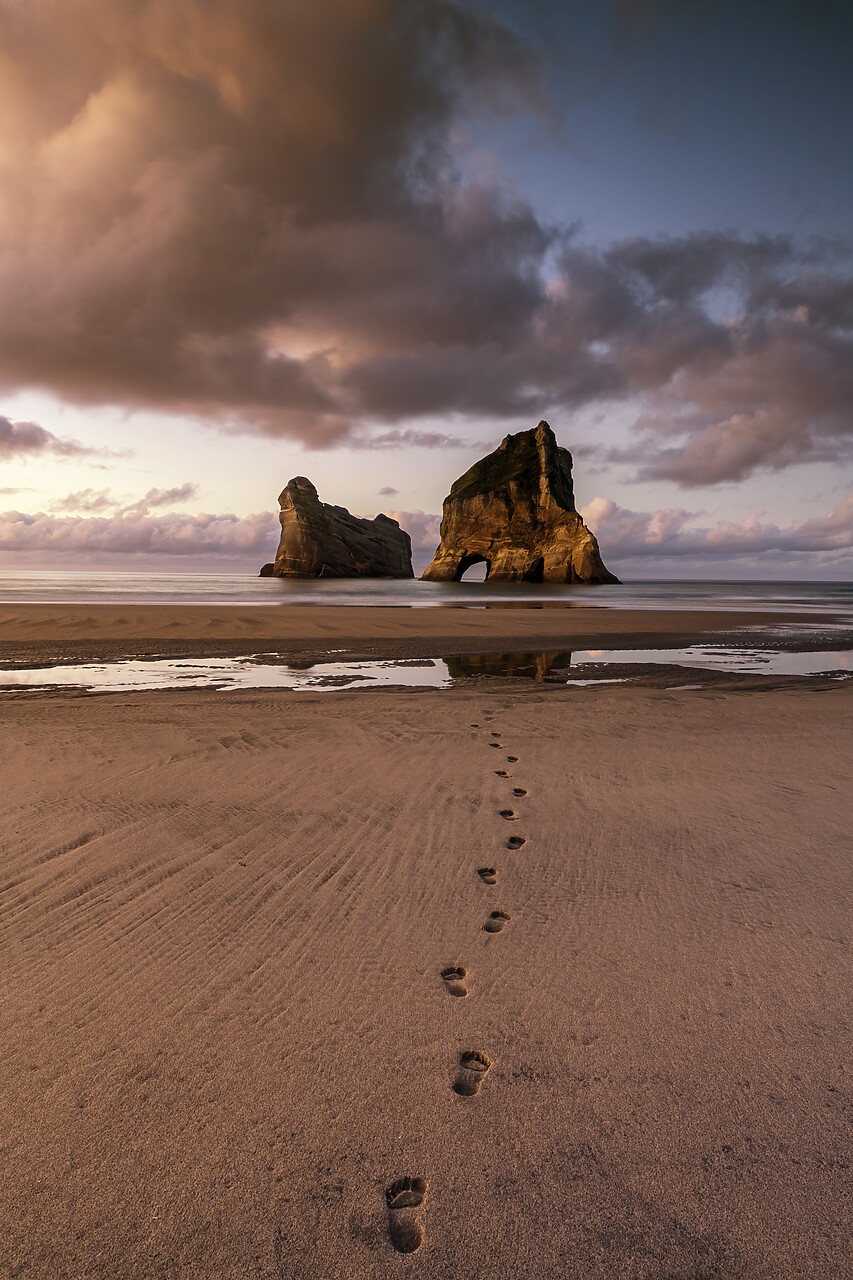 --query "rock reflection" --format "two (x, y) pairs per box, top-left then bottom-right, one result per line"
(444, 651), (572, 682)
